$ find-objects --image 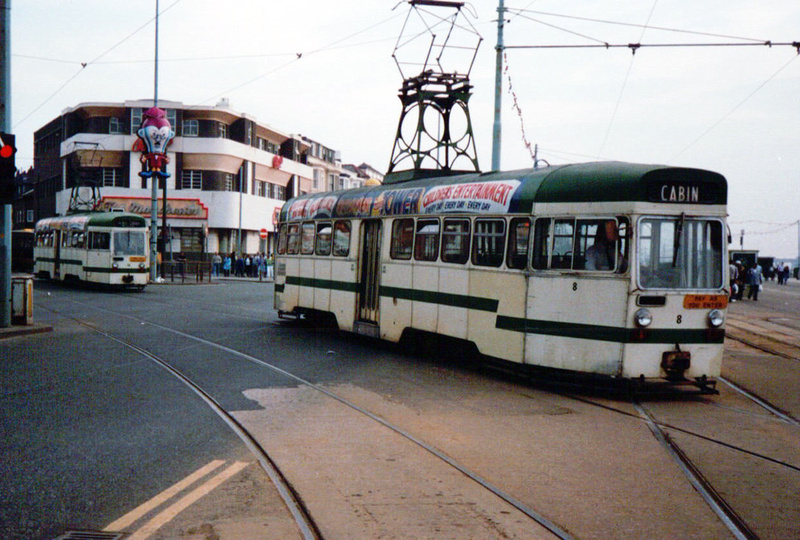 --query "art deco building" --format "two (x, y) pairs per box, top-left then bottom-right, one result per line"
(30, 98), (357, 258)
